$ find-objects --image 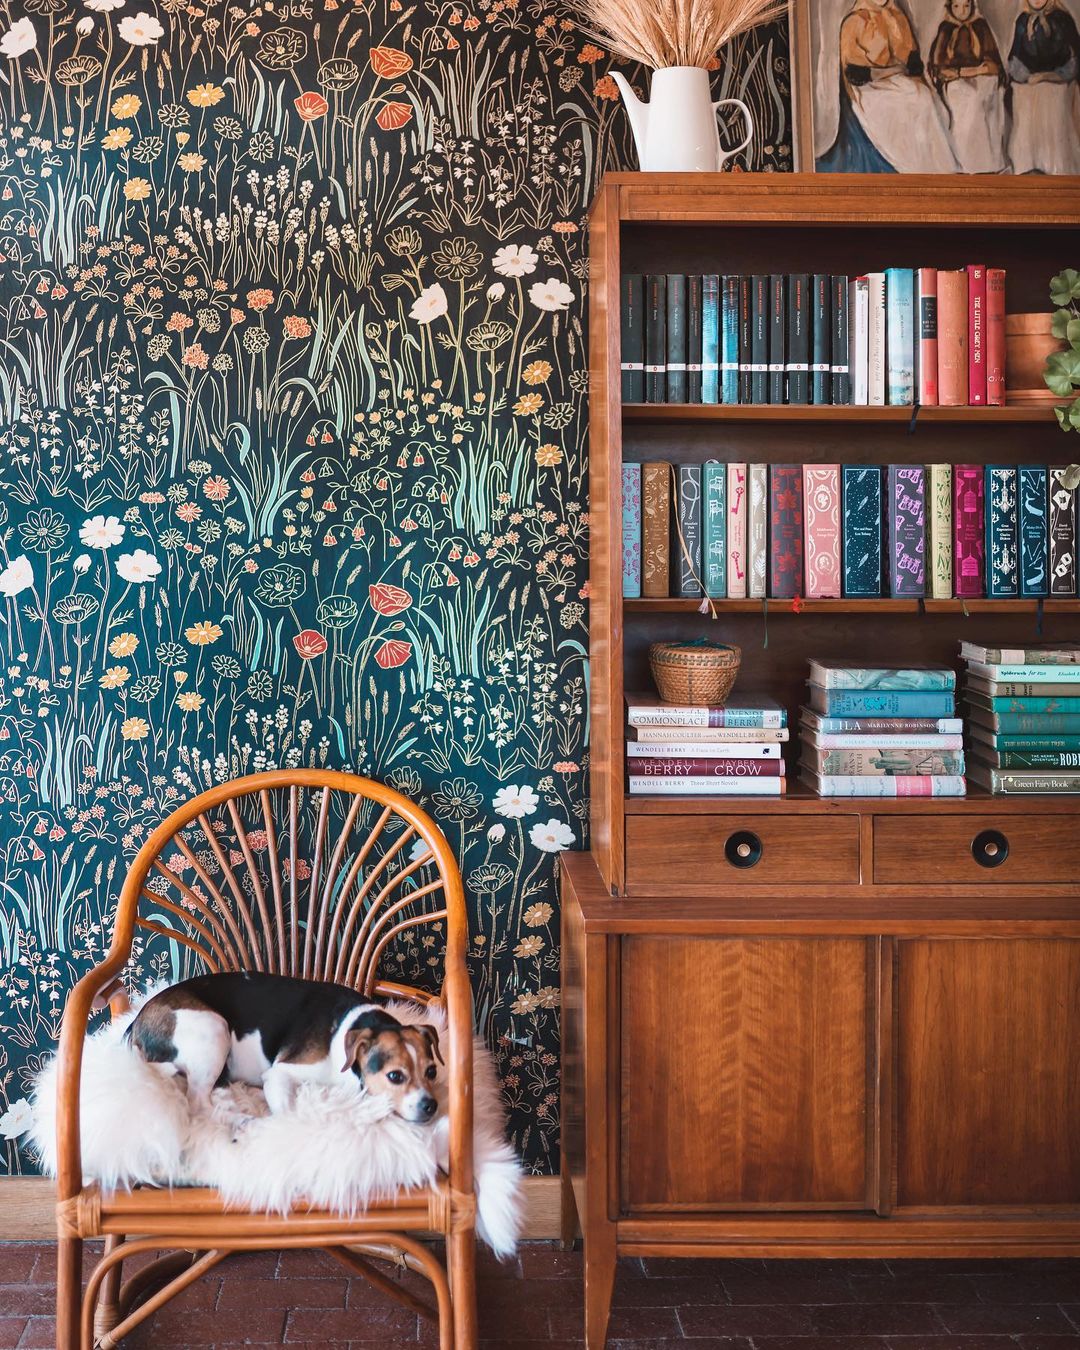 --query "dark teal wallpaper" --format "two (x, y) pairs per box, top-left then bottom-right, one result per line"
(0, 0), (791, 1174)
